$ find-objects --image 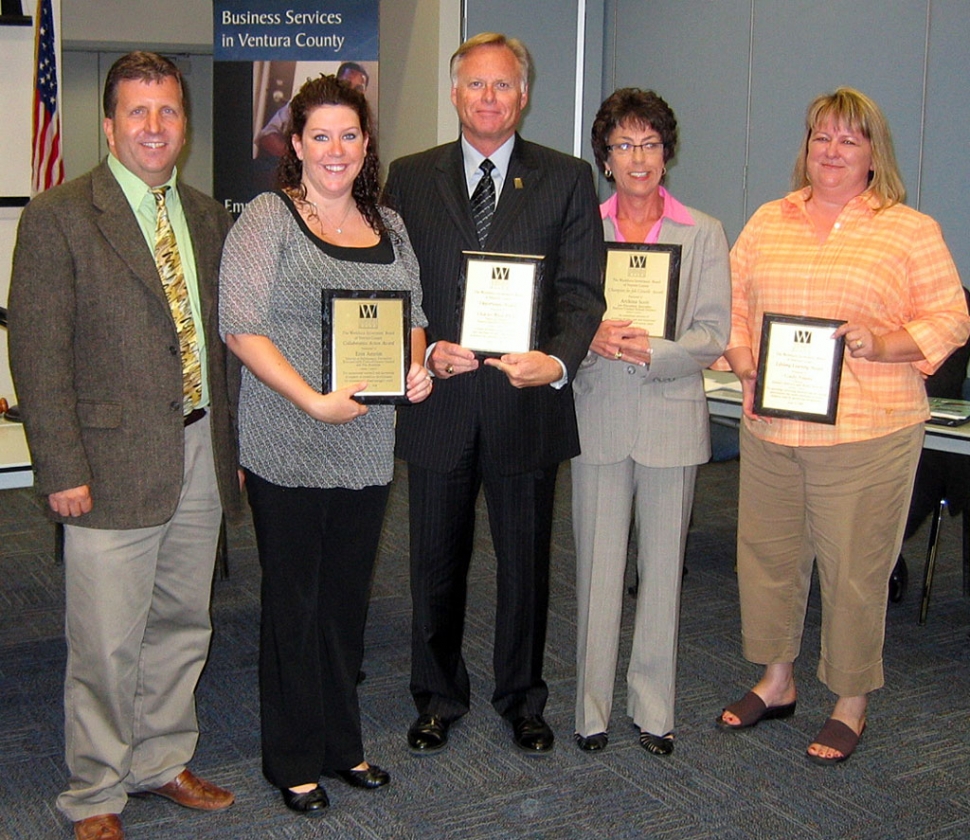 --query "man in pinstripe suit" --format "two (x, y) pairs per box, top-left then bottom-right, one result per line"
(386, 32), (605, 756)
